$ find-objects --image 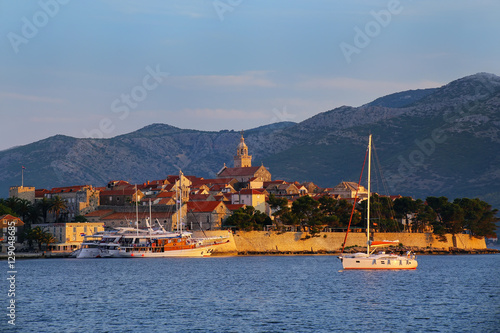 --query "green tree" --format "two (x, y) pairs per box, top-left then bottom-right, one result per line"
(427, 197), (464, 235)
(0, 202), (15, 216)
(225, 206), (272, 231)
(49, 196), (67, 222)
(268, 194), (297, 231)
(394, 197), (418, 230)
(292, 196), (323, 235)
(413, 200), (437, 233)
(336, 199), (361, 228)
(357, 194), (401, 232)
(37, 197), (52, 223)
(74, 215), (88, 222)
(27, 227), (55, 251)
(15, 199), (32, 223)
(454, 198), (498, 237)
